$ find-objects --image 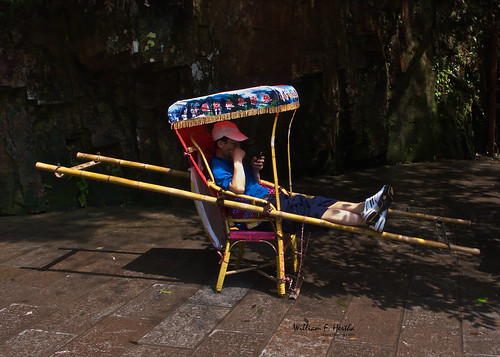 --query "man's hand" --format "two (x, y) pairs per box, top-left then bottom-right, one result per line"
(251, 155), (265, 171)
(232, 147), (246, 162)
